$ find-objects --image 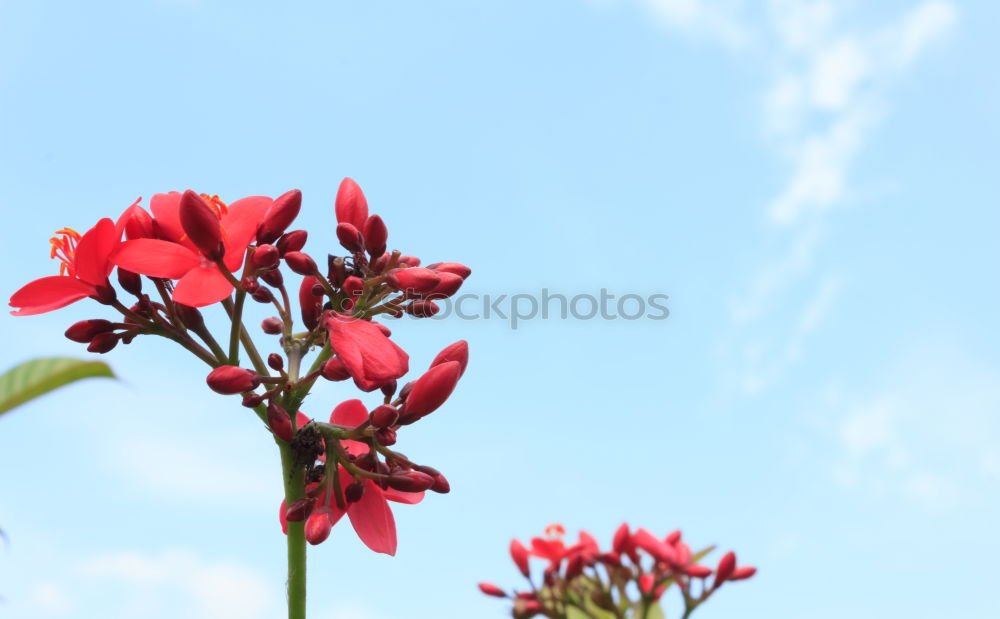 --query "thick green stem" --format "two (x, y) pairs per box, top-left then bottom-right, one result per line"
(279, 440), (307, 619)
